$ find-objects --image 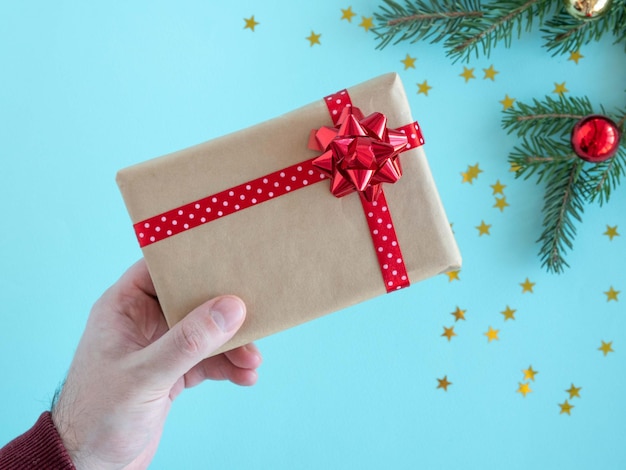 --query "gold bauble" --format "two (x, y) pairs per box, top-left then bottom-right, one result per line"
(564, 0), (612, 19)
